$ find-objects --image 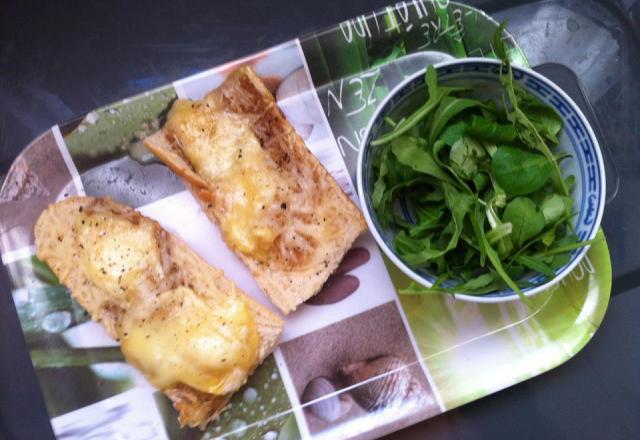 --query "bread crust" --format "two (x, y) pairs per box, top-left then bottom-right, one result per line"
(34, 196), (284, 428)
(144, 66), (367, 313)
